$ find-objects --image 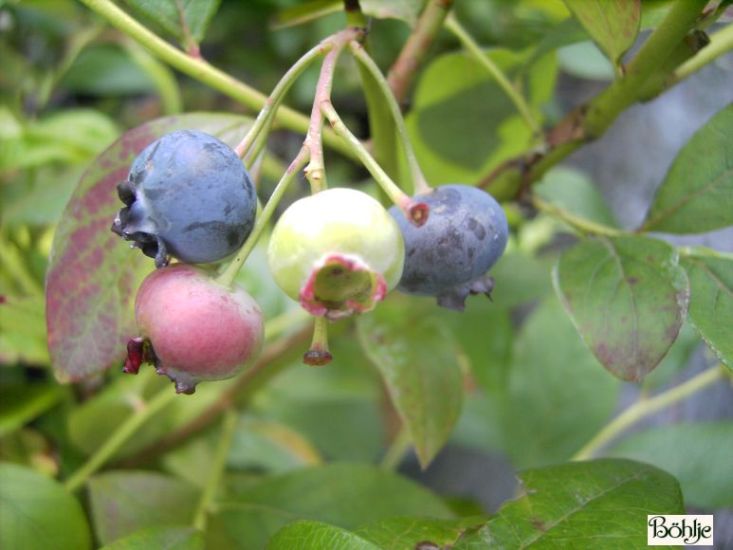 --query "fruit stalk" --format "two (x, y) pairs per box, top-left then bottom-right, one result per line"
(320, 100), (427, 225)
(218, 146), (310, 288)
(349, 41), (431, 195)
(233, 36), (337, 158)
(304, 28), (362, 192)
